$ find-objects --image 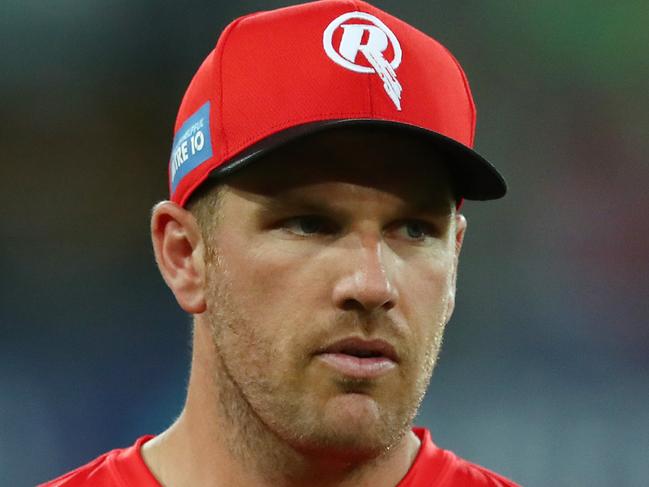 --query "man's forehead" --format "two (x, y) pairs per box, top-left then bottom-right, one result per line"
(241, 181), (454, 220)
